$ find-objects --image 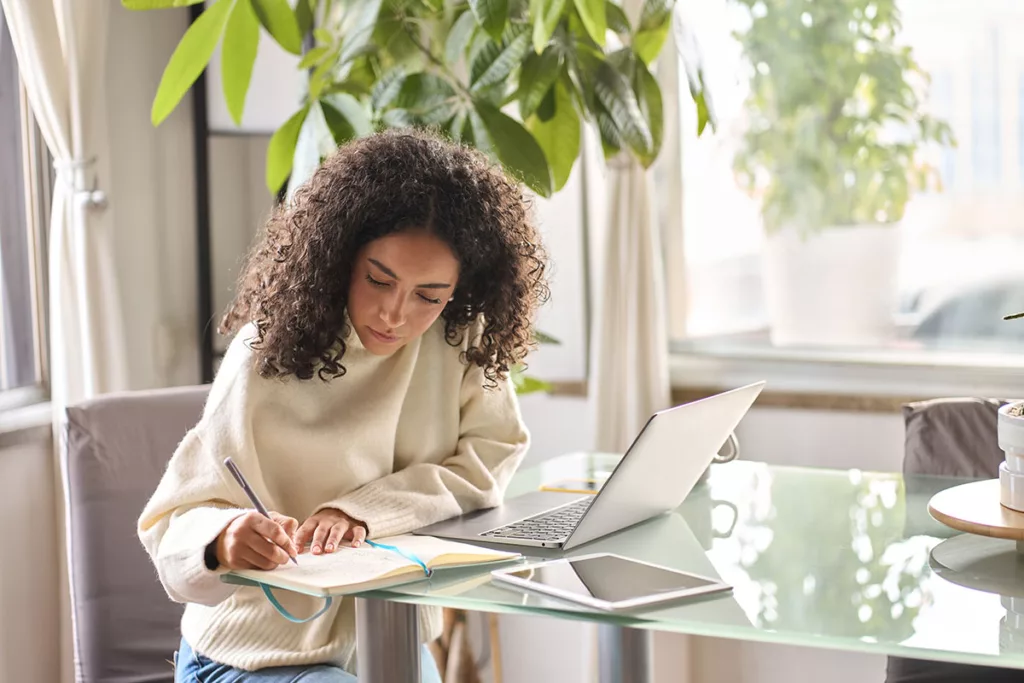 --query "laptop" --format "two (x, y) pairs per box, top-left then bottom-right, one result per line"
(415, 381), (766, 551)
